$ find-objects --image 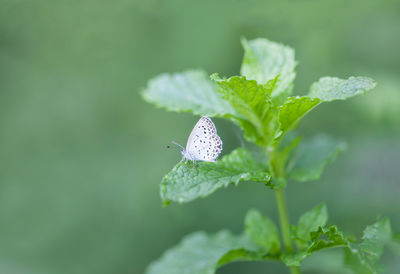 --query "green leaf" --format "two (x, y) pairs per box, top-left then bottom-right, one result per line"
(287, 135), (347, 182)
(142, 70), (238, 117)
(278, 135), (302, 160)
(309, 76), (376, 102)
(283, 219), (392, 272)
(276, 77), (376, 137)
(278, 96), (320, 136)
(268, 177), (287, 190)
(240, 38), (296, 105)
(274, 77), (376, 139)
(212, 75), (277, 145)
(344, 249), (373, 274)
(282, 225), (348, 267)
(357, 218), (392, 258)
(146, 230), (262, 274)
(161, 148), (270, 204)
(217, 248), (277, 267)
(308, 226), (348, 253)
(281, 251), (308, 267)
(297, 203), (328, 246)
(245, 209), (281, 254)
(345, 218), (392, 273)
